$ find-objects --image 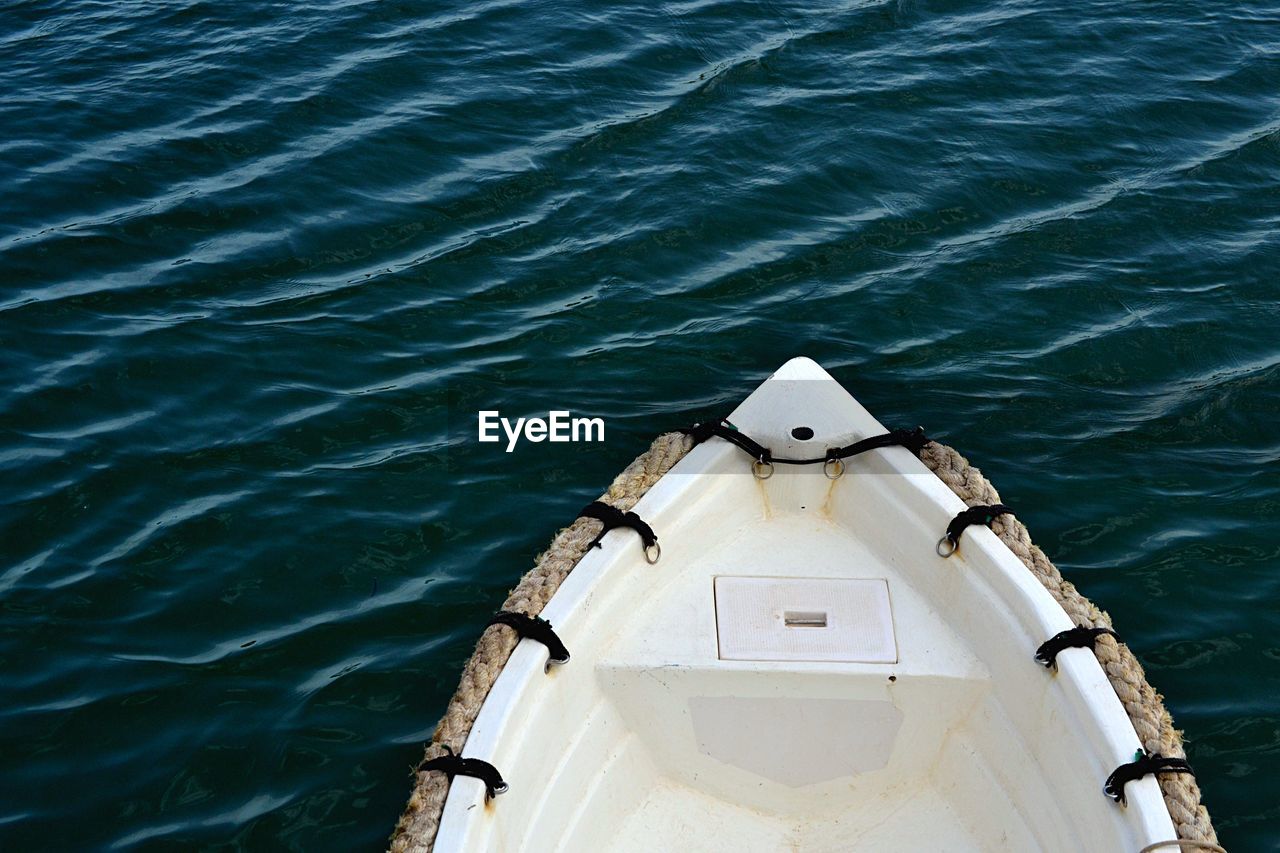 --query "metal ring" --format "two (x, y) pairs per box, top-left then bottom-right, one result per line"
(544, 654), (570, 674)
(936, 536), (957, 558)
(752, 458), (774, 480)
(492, 782), (510, 796)
(823, 457), (845, 480)
(644, 541), (661, 564)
